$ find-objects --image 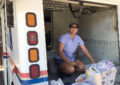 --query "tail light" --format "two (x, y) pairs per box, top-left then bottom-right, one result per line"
(27, 31), (38, 45)
(30, 64), (40, 79)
